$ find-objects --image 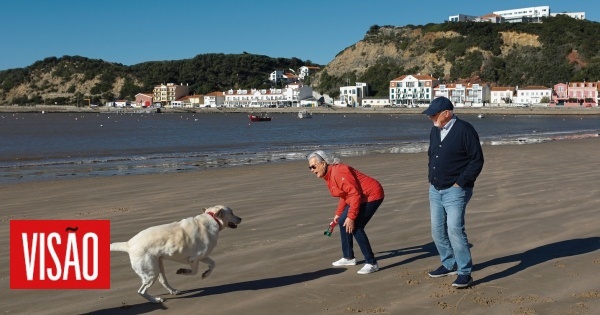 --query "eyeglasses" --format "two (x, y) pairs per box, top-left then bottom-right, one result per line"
(308, 164), (318, 170)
